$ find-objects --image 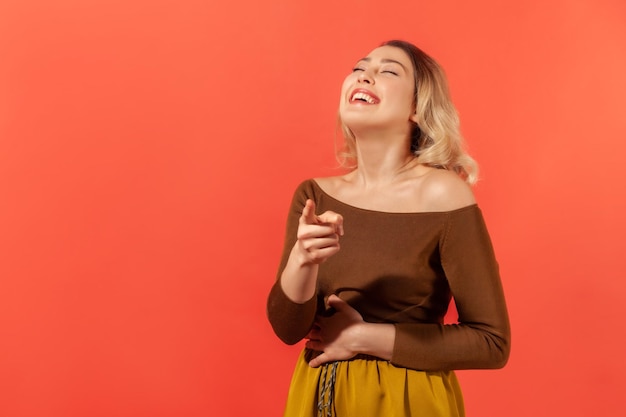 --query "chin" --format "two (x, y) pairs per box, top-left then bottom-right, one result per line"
(340, 108), (376, 125)
(341, 112), (404, 133)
